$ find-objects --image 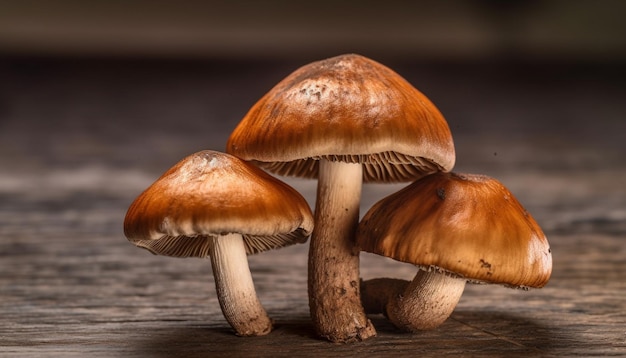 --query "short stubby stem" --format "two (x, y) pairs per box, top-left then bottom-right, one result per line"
(360, 278), (410, 315)
(308, 159), (376, 342)
(386, 270), (466, 332)
(210, 233), (273, 336)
